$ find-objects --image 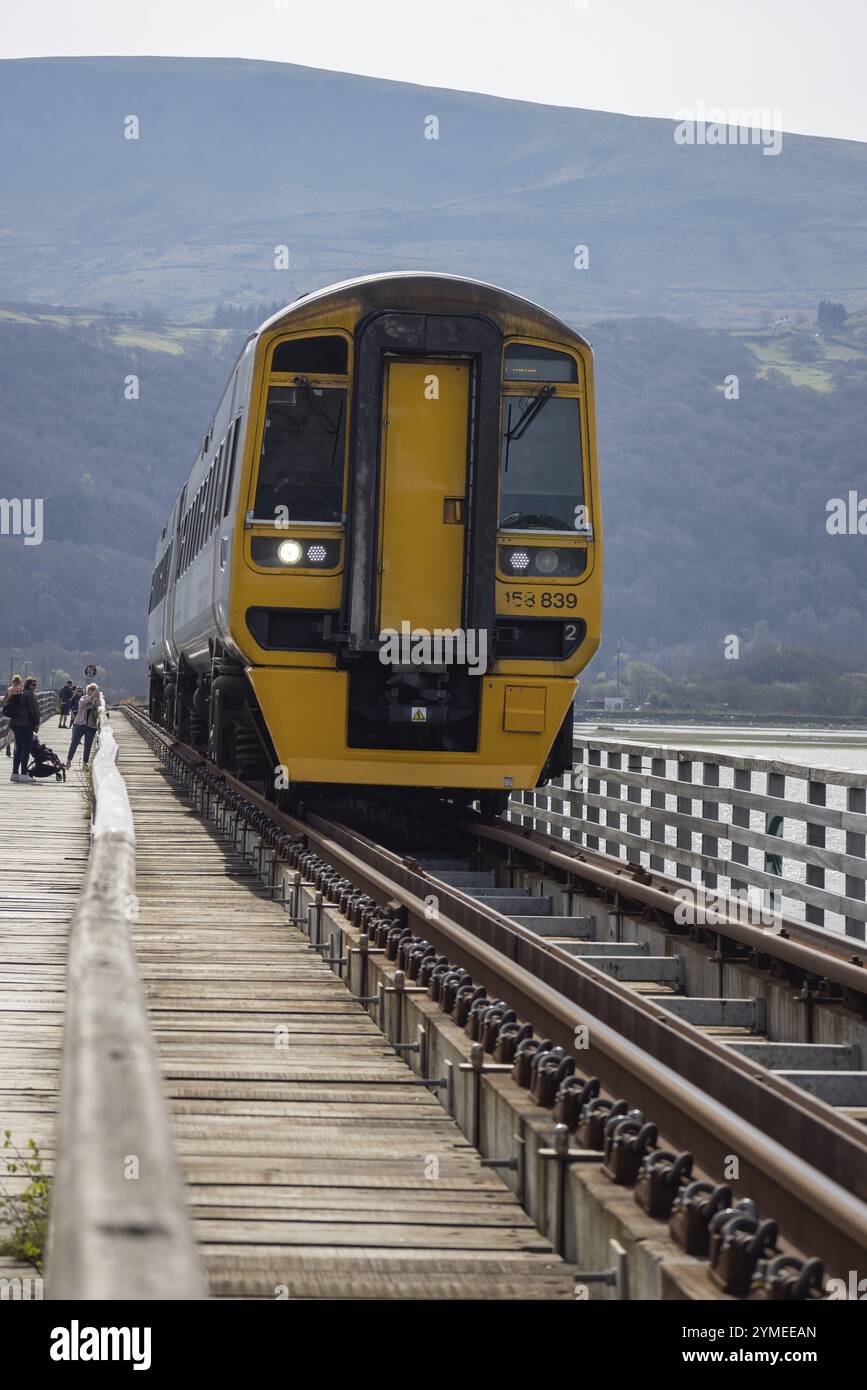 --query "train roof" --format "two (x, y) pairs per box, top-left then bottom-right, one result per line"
(255, 271), (591, 351)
